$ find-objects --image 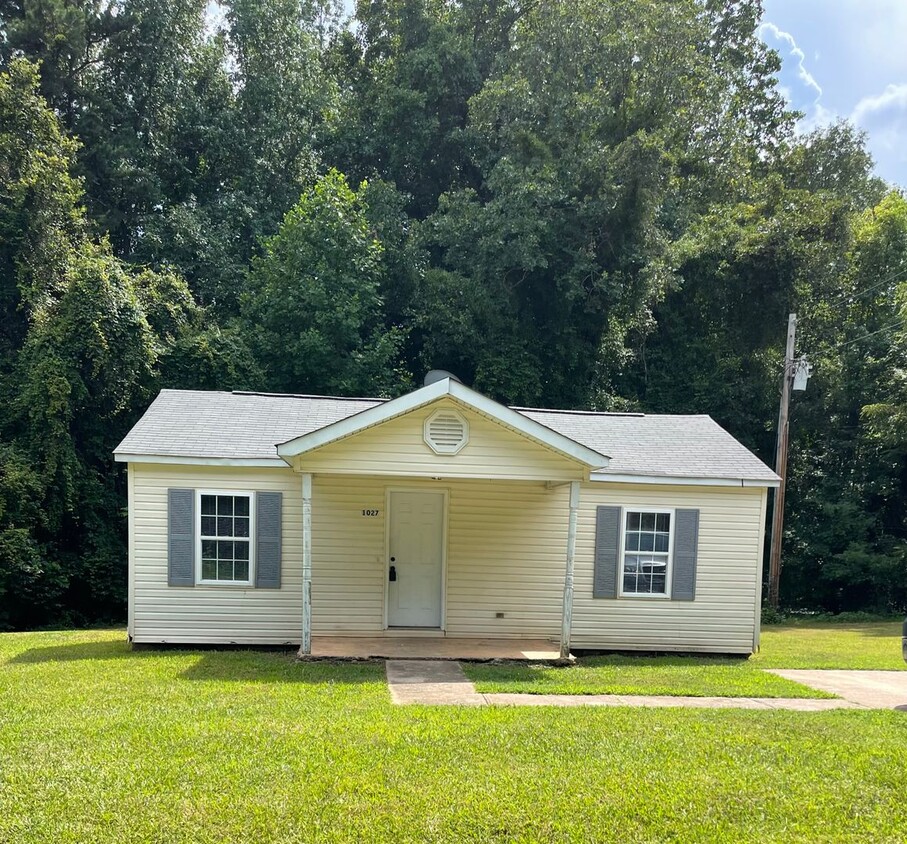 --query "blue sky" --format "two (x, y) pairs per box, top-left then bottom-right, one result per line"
(760, 0), (907, 187)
